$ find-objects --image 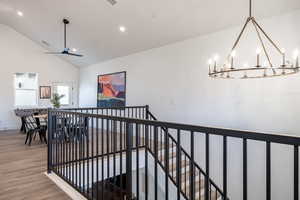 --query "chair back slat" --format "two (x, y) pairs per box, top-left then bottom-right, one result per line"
(24, 115), (38, 130)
